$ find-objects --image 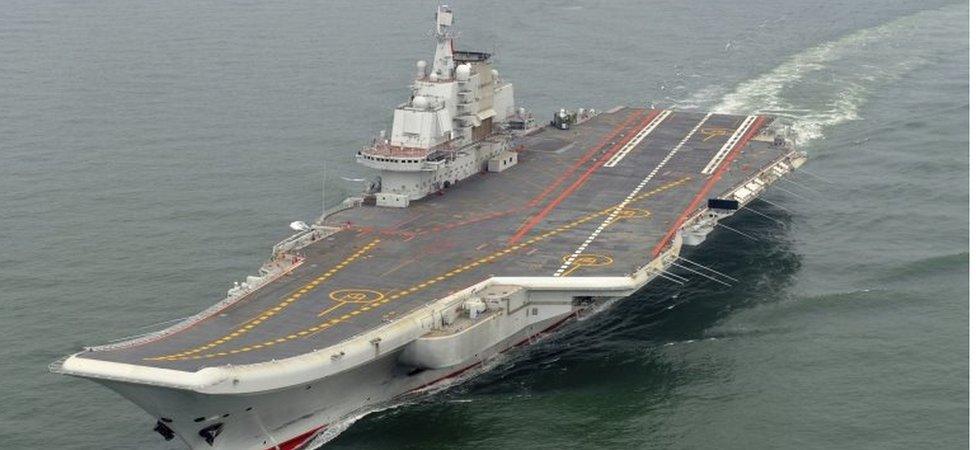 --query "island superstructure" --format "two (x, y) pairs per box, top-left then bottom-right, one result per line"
(357, 6), (516, 207)
(52, 6), (807, 450)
